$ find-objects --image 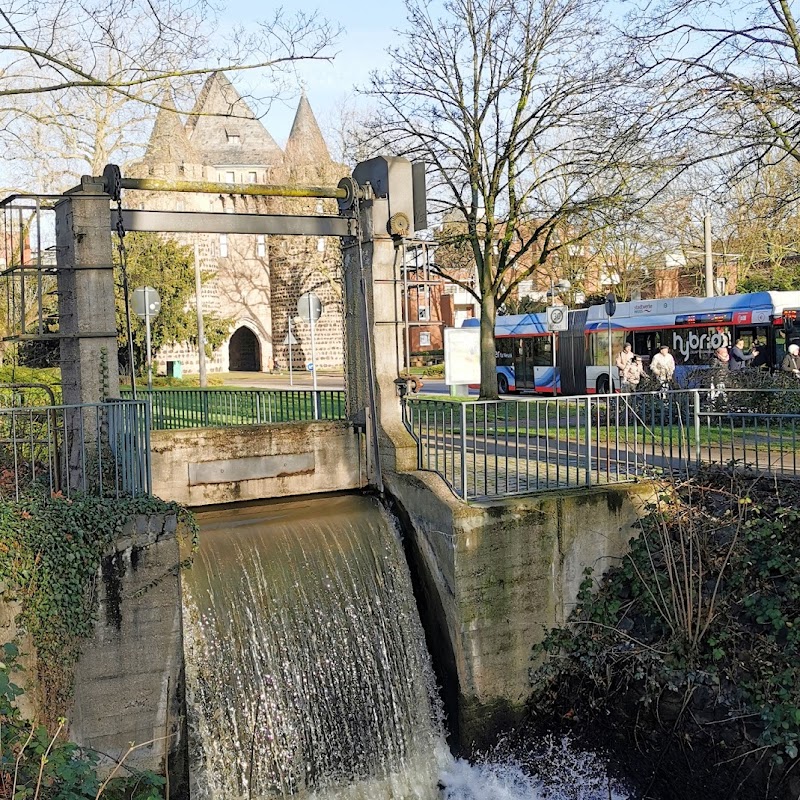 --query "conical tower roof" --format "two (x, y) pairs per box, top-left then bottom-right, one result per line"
(144, 91), (195, 165)
(284, 93), (330, 166)
(186, 72), (283, 167)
